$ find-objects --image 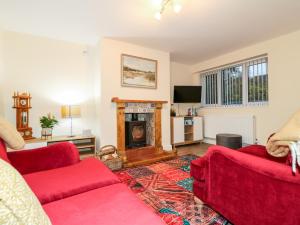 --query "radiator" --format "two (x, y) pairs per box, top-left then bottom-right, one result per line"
(203, 115), (256, 145)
